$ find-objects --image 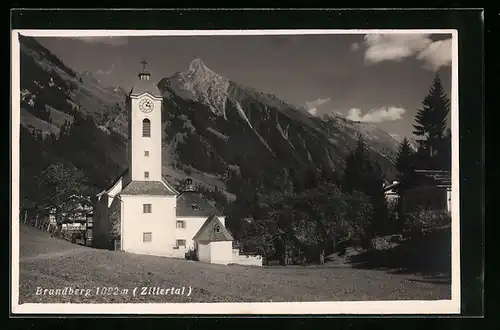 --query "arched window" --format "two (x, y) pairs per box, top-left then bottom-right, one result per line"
(142, 118), (151, 137)
(214, 225), (221, 233)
